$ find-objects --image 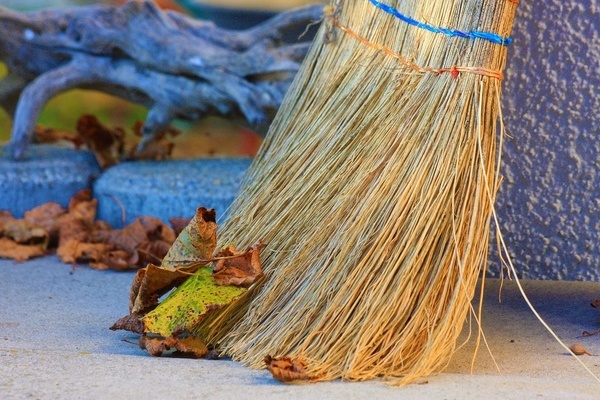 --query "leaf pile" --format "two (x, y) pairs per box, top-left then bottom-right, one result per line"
(0, 189), (181, 270)
(34, 115), (179, 169)
(111, 207), (264, 359)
